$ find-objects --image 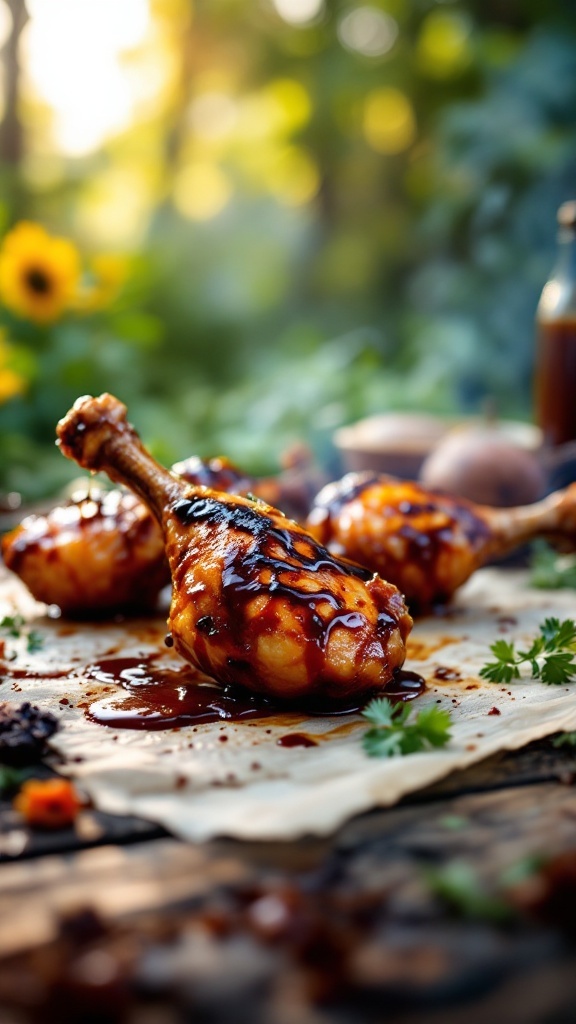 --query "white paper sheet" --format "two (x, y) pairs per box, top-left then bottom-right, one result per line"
(2, 566), (575, 840)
